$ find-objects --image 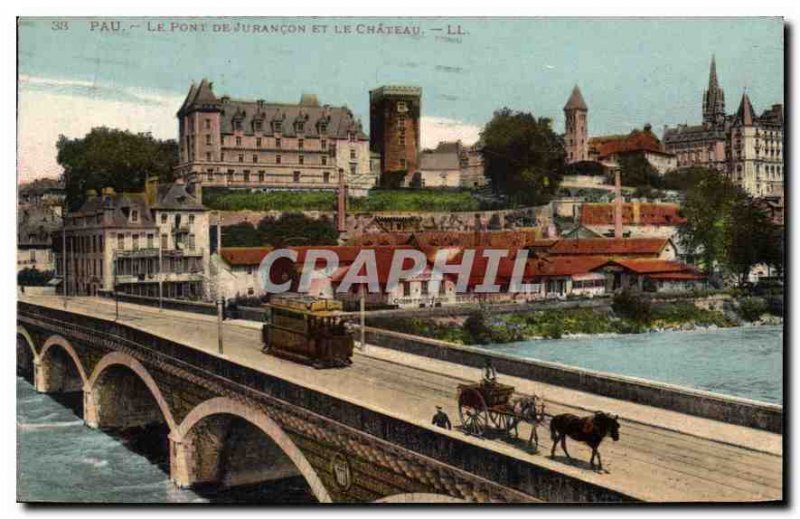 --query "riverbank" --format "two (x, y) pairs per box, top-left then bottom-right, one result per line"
(366, 297), (783, 346)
